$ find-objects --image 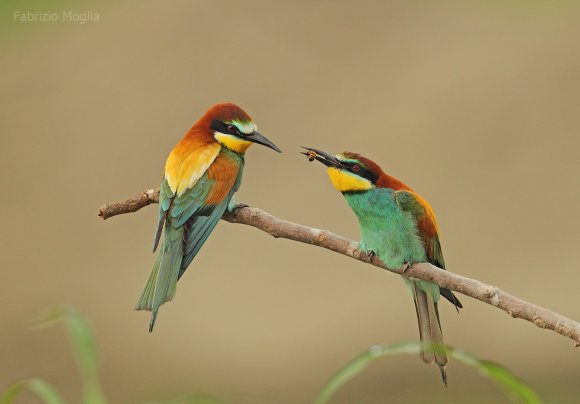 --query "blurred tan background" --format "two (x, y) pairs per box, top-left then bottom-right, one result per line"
(1, 1), (579, 403)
